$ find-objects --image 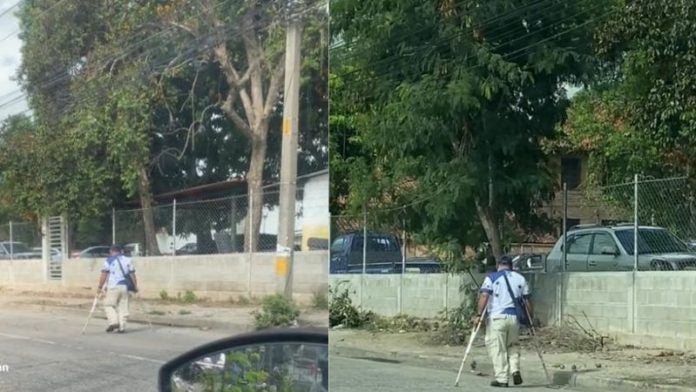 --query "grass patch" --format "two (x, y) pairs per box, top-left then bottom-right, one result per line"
(178, 309), (192, 315)
(148, 310), (166, 316)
